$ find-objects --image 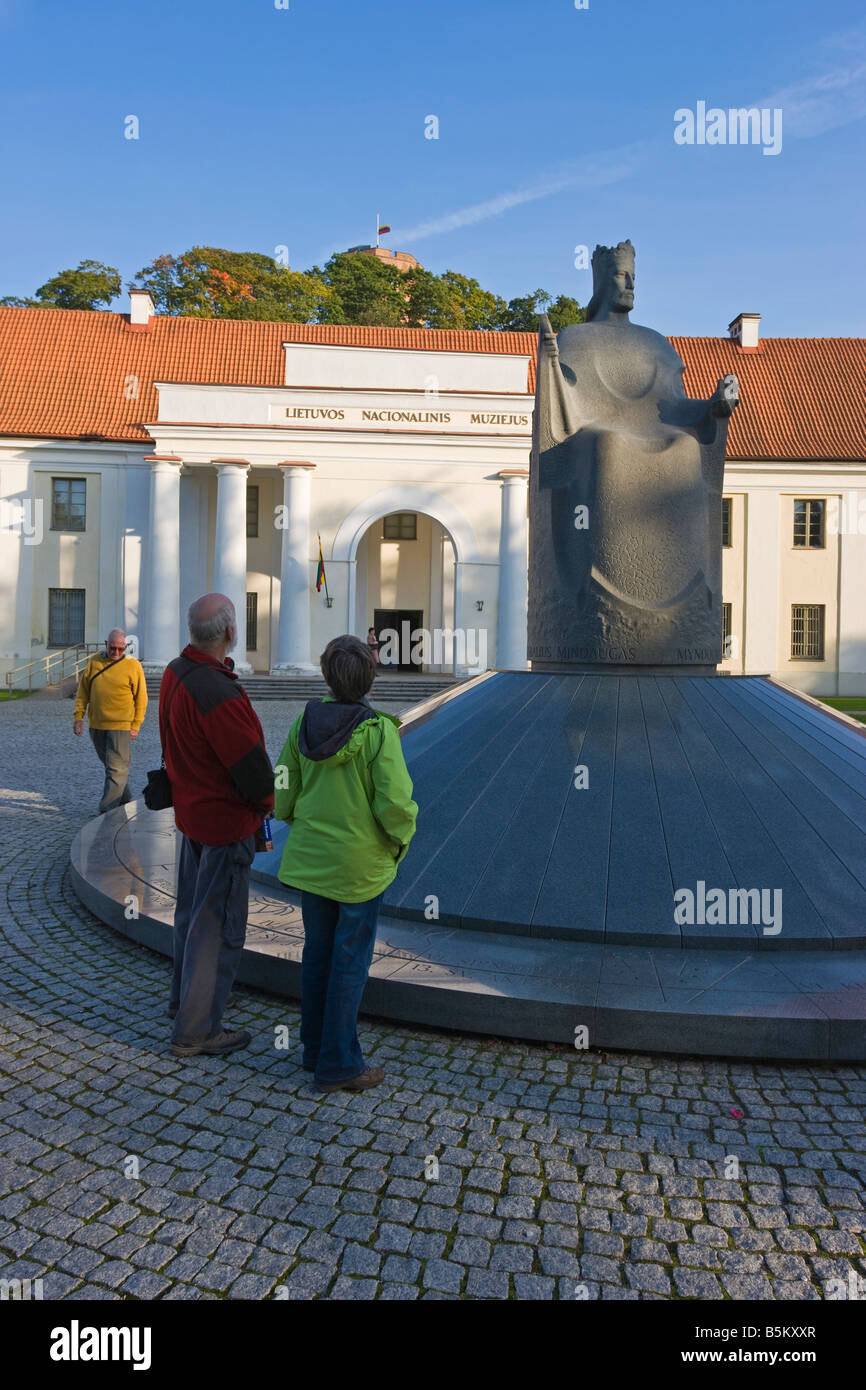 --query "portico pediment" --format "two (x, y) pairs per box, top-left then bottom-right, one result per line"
(282, 342), (531, 394)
